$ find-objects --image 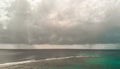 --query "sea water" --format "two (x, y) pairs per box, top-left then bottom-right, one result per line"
(0, 49), (120, 69)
